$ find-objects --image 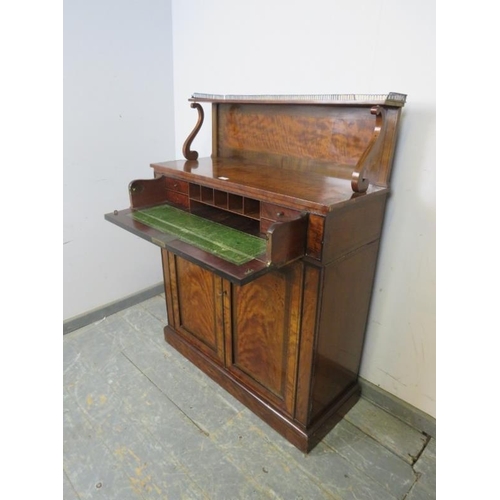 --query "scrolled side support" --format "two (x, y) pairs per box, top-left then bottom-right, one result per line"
(182, 103), (204, 160)
(351, 105), (387, 193)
